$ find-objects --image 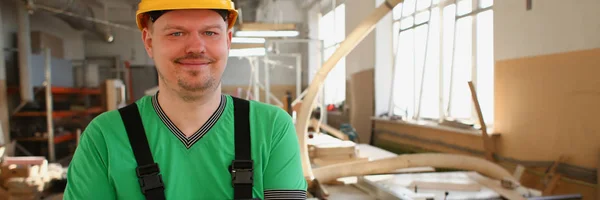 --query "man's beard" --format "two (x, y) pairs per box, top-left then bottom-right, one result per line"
(176, 71), (217, 92)
(172, 53), (219, 92)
